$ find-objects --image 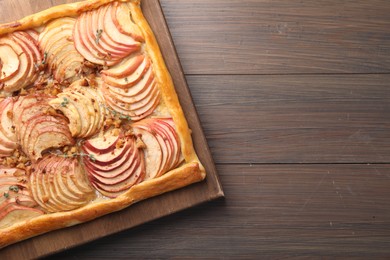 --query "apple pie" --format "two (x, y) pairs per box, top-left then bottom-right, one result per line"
(0, 0), (205, 248)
